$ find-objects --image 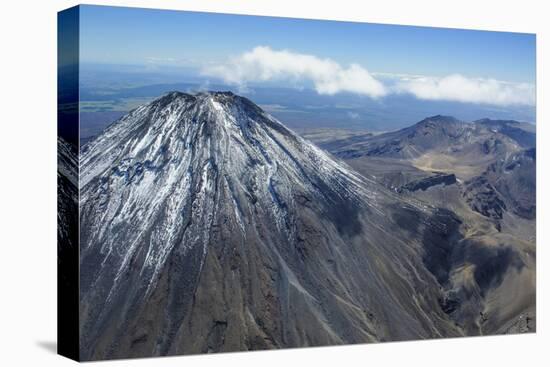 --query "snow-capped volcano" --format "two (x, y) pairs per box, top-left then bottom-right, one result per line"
(79, 91), (463, 360)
